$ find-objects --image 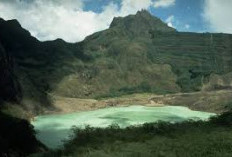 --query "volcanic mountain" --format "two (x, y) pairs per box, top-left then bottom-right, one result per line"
(0, 10), (232, 113)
